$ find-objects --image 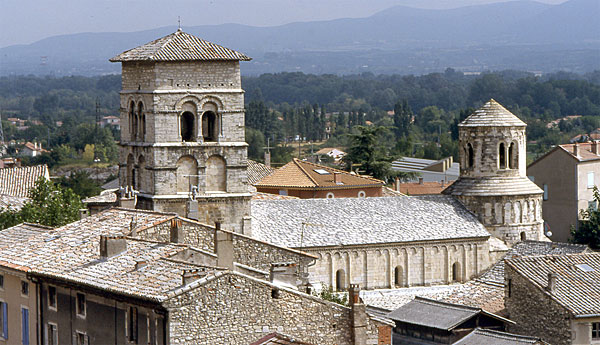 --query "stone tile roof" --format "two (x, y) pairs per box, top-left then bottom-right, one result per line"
(397, 181), (453, 195)
(361, 281), (506, 316)
(454, 328), (547, 345)
(247, 160), (275, 185)
(386, 297), (508, 331)
(0, 194), (28, 211)
(251, 195), (490, 248)
(444, 177), (543, 196)
(110, 29), (251, 62)
(478, 241), (590, 286)
(459, 99), (526, 127)
(82, 189), (118, 204)
(505, 252), (600, 317)
(255, 158), (383, 189)
(0, 208), (213, 301)
(0, 164), (49, 197)
(252, 192), (298, 200)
